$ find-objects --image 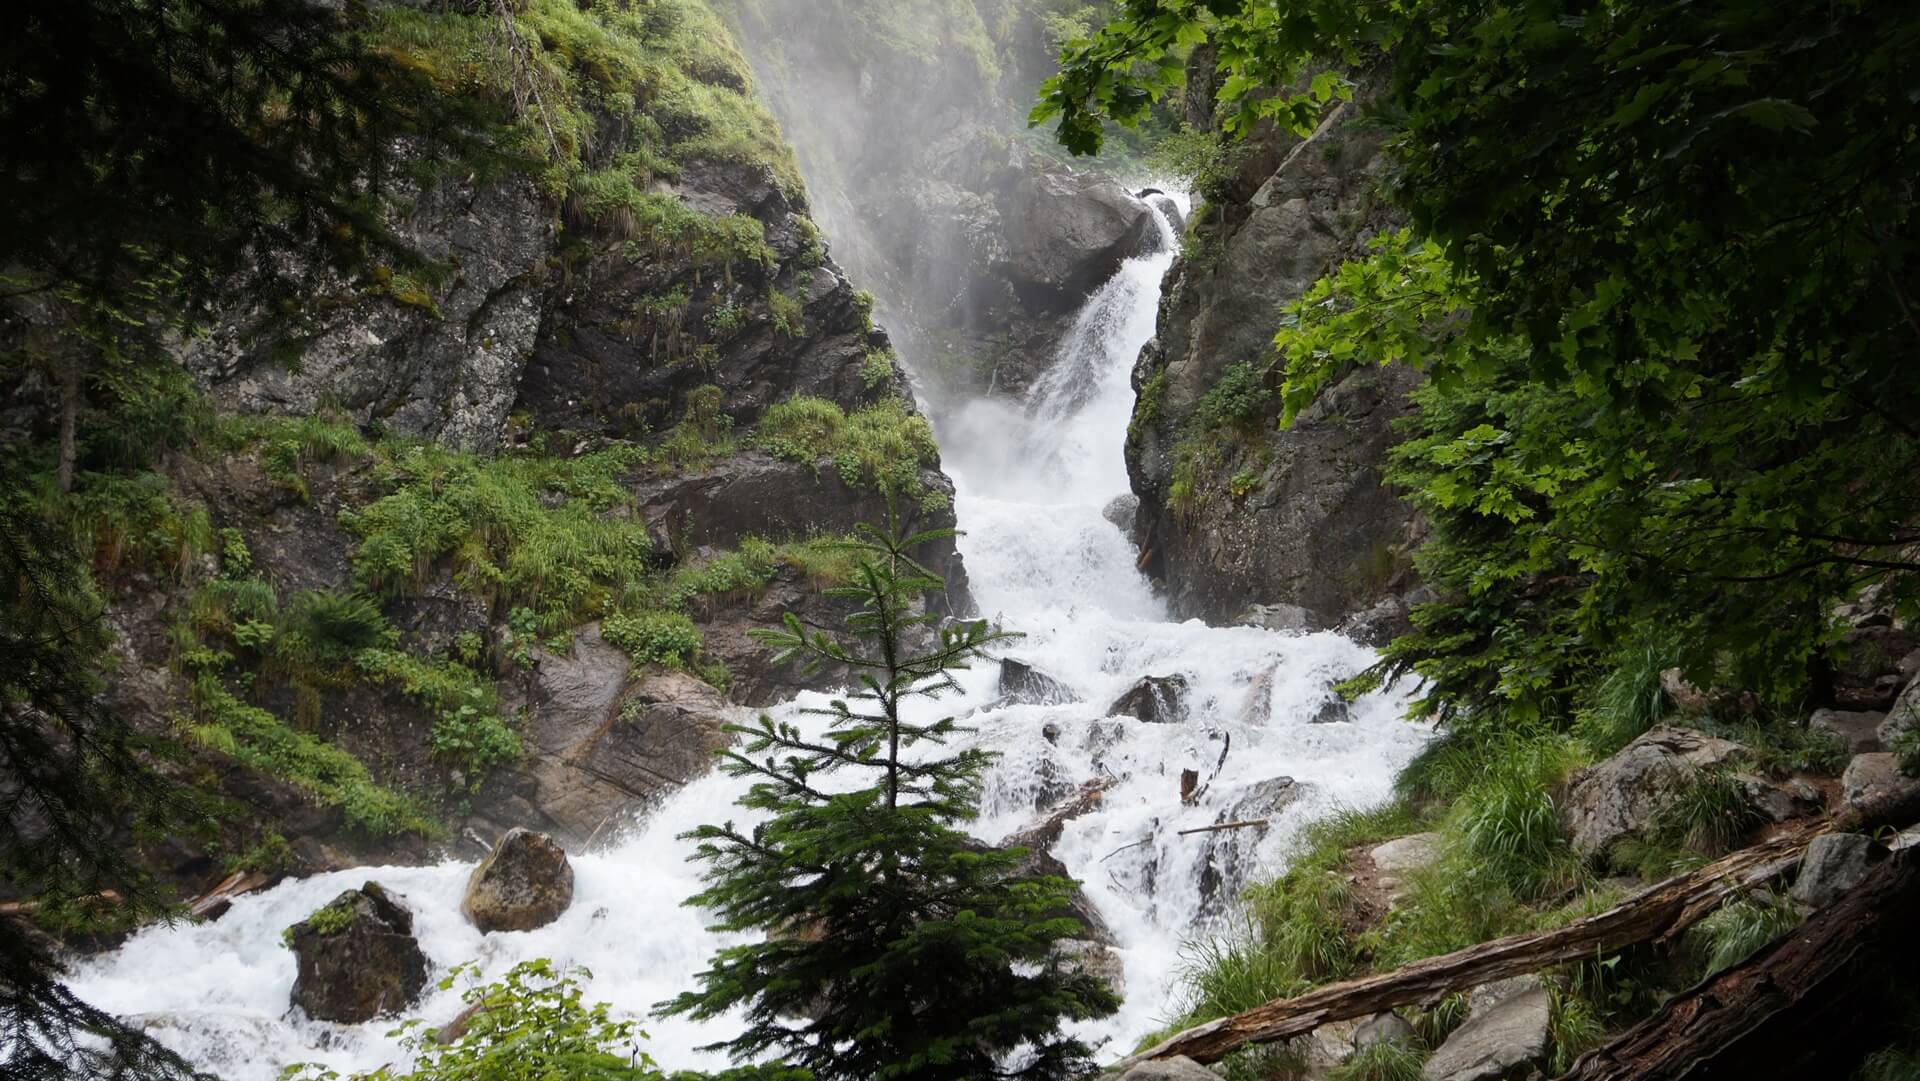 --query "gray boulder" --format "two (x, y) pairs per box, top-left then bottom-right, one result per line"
(1810, 708), (1887, 755)
(1423, 982), (1551, 1081)
(1240, 603), (1316, 632)
(1879, 672), (1920, 747)
(462, 828), (575, 933)
(1354, 1010), (1418, 1052)
(1001, 162), (1153, 303)
(999, 658), (1079, 706)
(1842, 752), (1917, 809)
(1790, 833), (1884, 908)
(1371, 832), (1444, 899)
(1116, 1057), (1219, 1081)
(288, 882), (428, 1023)
(1310, 696), (1351, 725)
(1109, 674), (1190, 724)
(1561, 727), (1748, 862)
(1123, 88), (1421, 630)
